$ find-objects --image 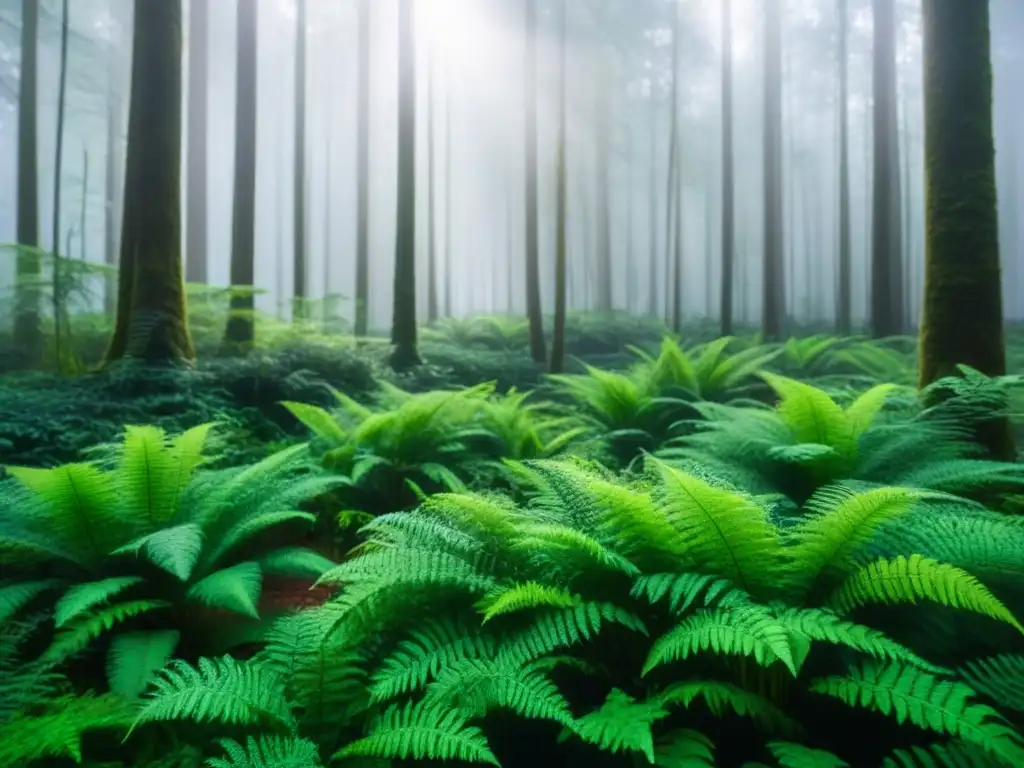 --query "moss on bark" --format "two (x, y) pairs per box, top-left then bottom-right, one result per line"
(918, 0), (1013, 460)
(104, 0), (194, 366)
